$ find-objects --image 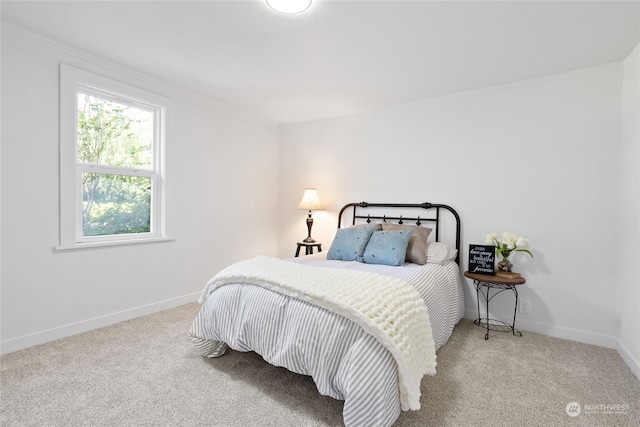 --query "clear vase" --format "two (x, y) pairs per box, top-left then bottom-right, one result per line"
(497, 255), (513, 272)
